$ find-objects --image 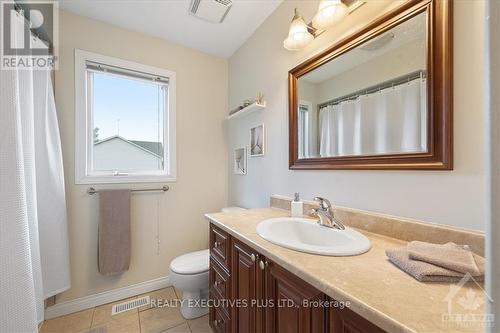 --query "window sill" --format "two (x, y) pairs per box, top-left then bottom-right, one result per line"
(75, 174), (177, 185)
